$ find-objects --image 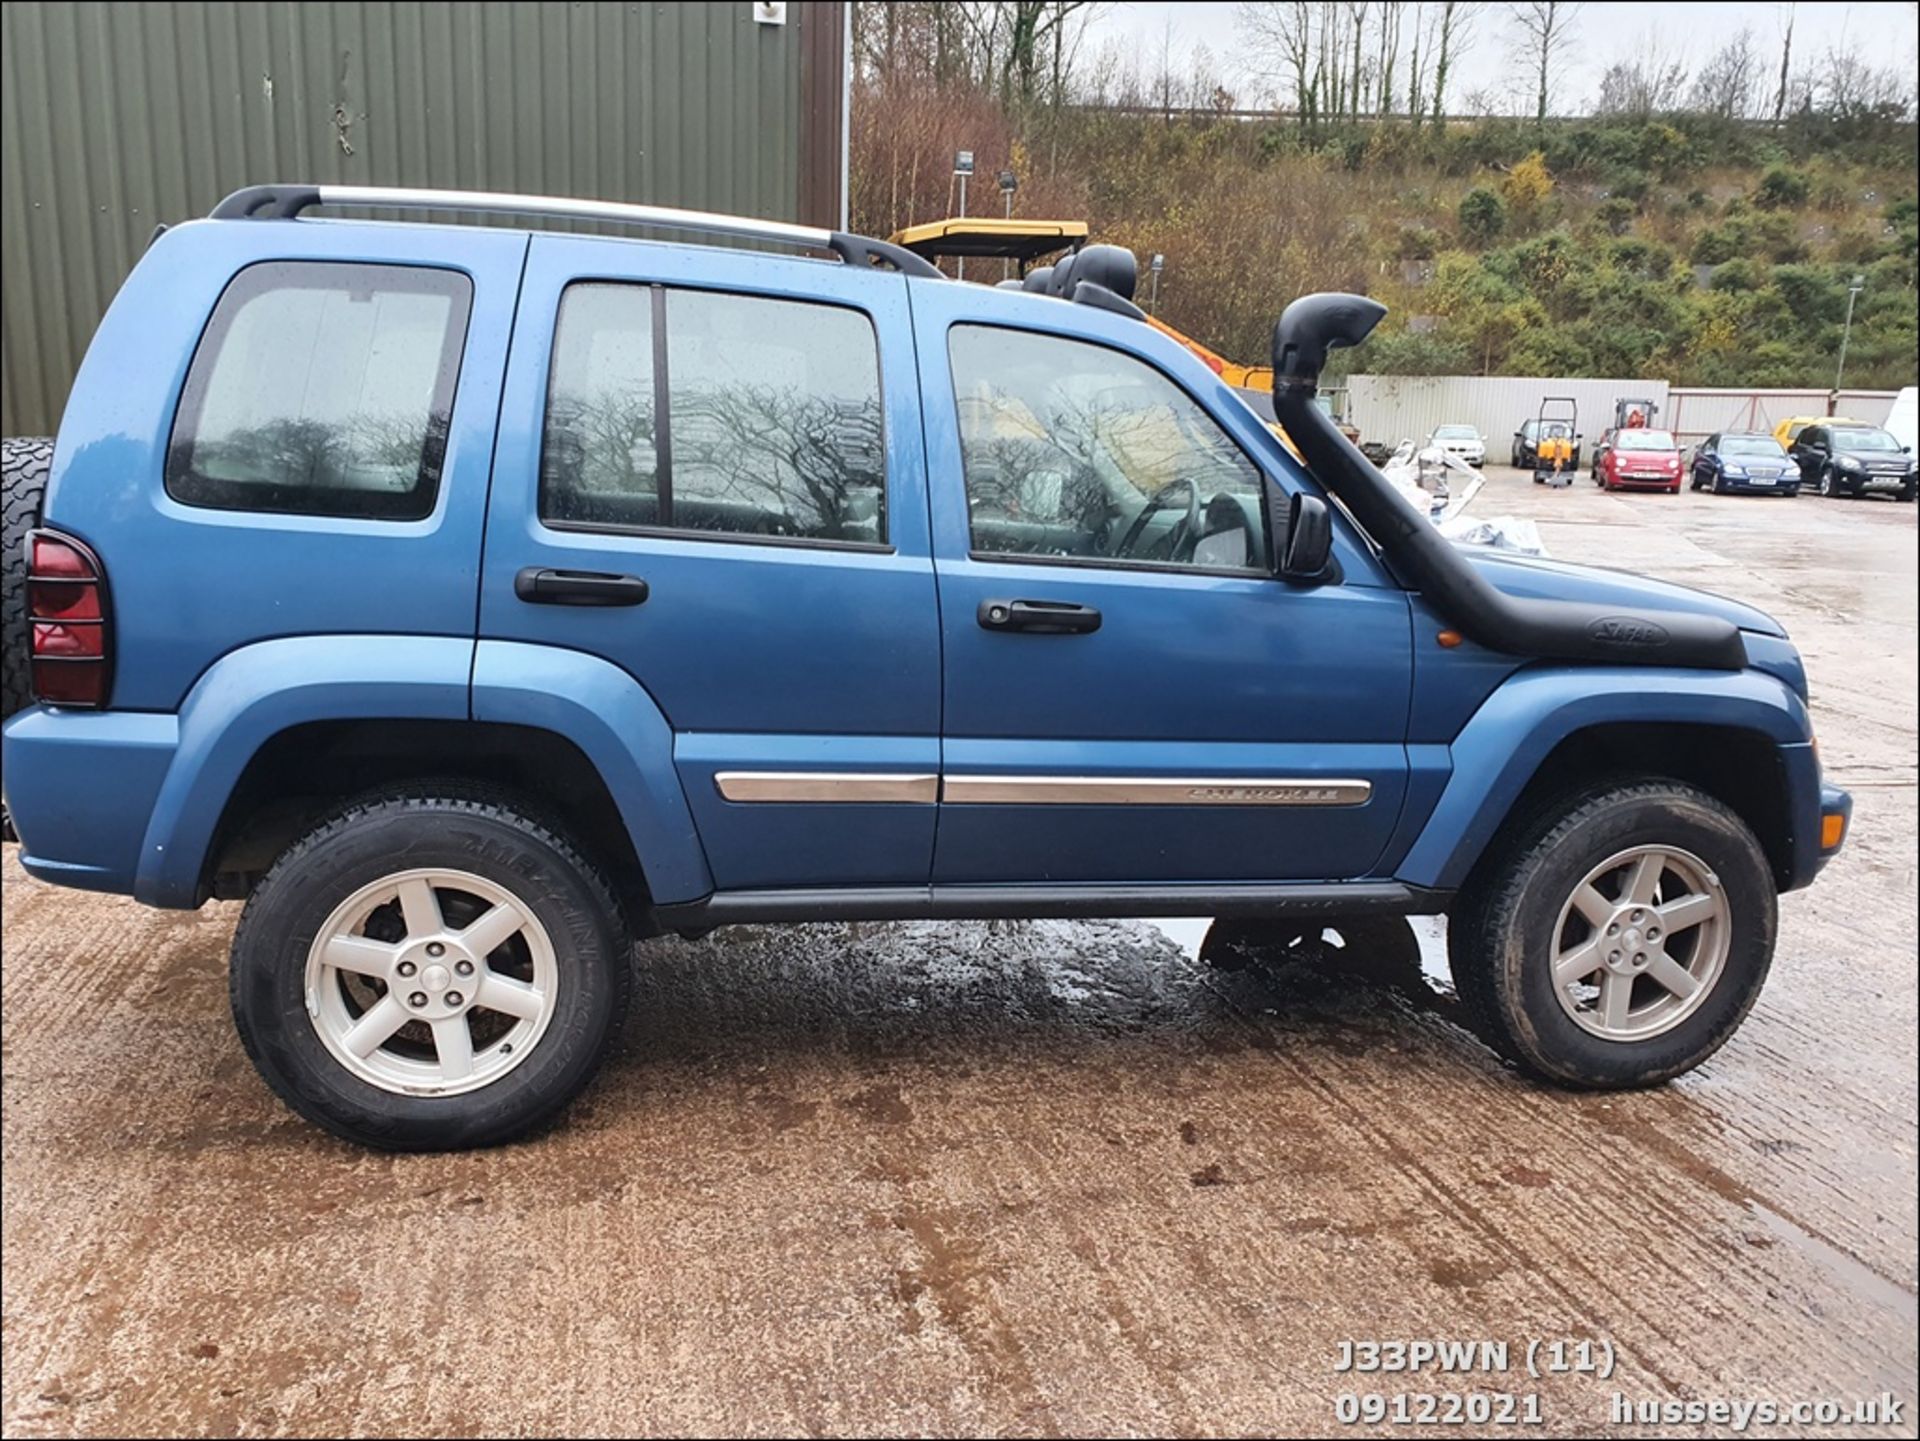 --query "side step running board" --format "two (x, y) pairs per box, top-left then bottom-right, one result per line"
(654, 881), (1447, 931)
